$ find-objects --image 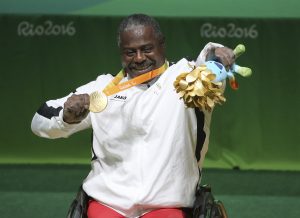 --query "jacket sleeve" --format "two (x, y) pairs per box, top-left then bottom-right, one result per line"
(31, 82), (95, 139)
